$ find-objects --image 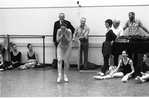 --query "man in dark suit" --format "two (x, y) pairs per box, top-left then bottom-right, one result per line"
(52, 13), (75, 68)
(53, 13), (75, 47)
